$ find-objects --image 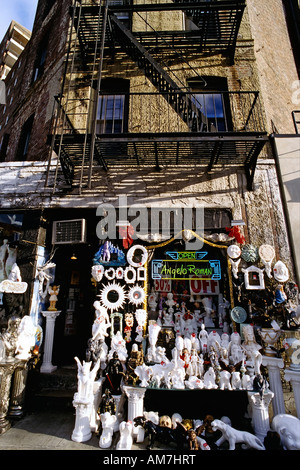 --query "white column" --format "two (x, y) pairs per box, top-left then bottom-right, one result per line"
(284, 368), (300, 419)
(123, 386), (146, 440)
(248, 391), (274, 442)
(262, 355), (285, 415)
(40, 311), (61, 373)
(90, 377), (106, 432)
(72, 400), (93, 442)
